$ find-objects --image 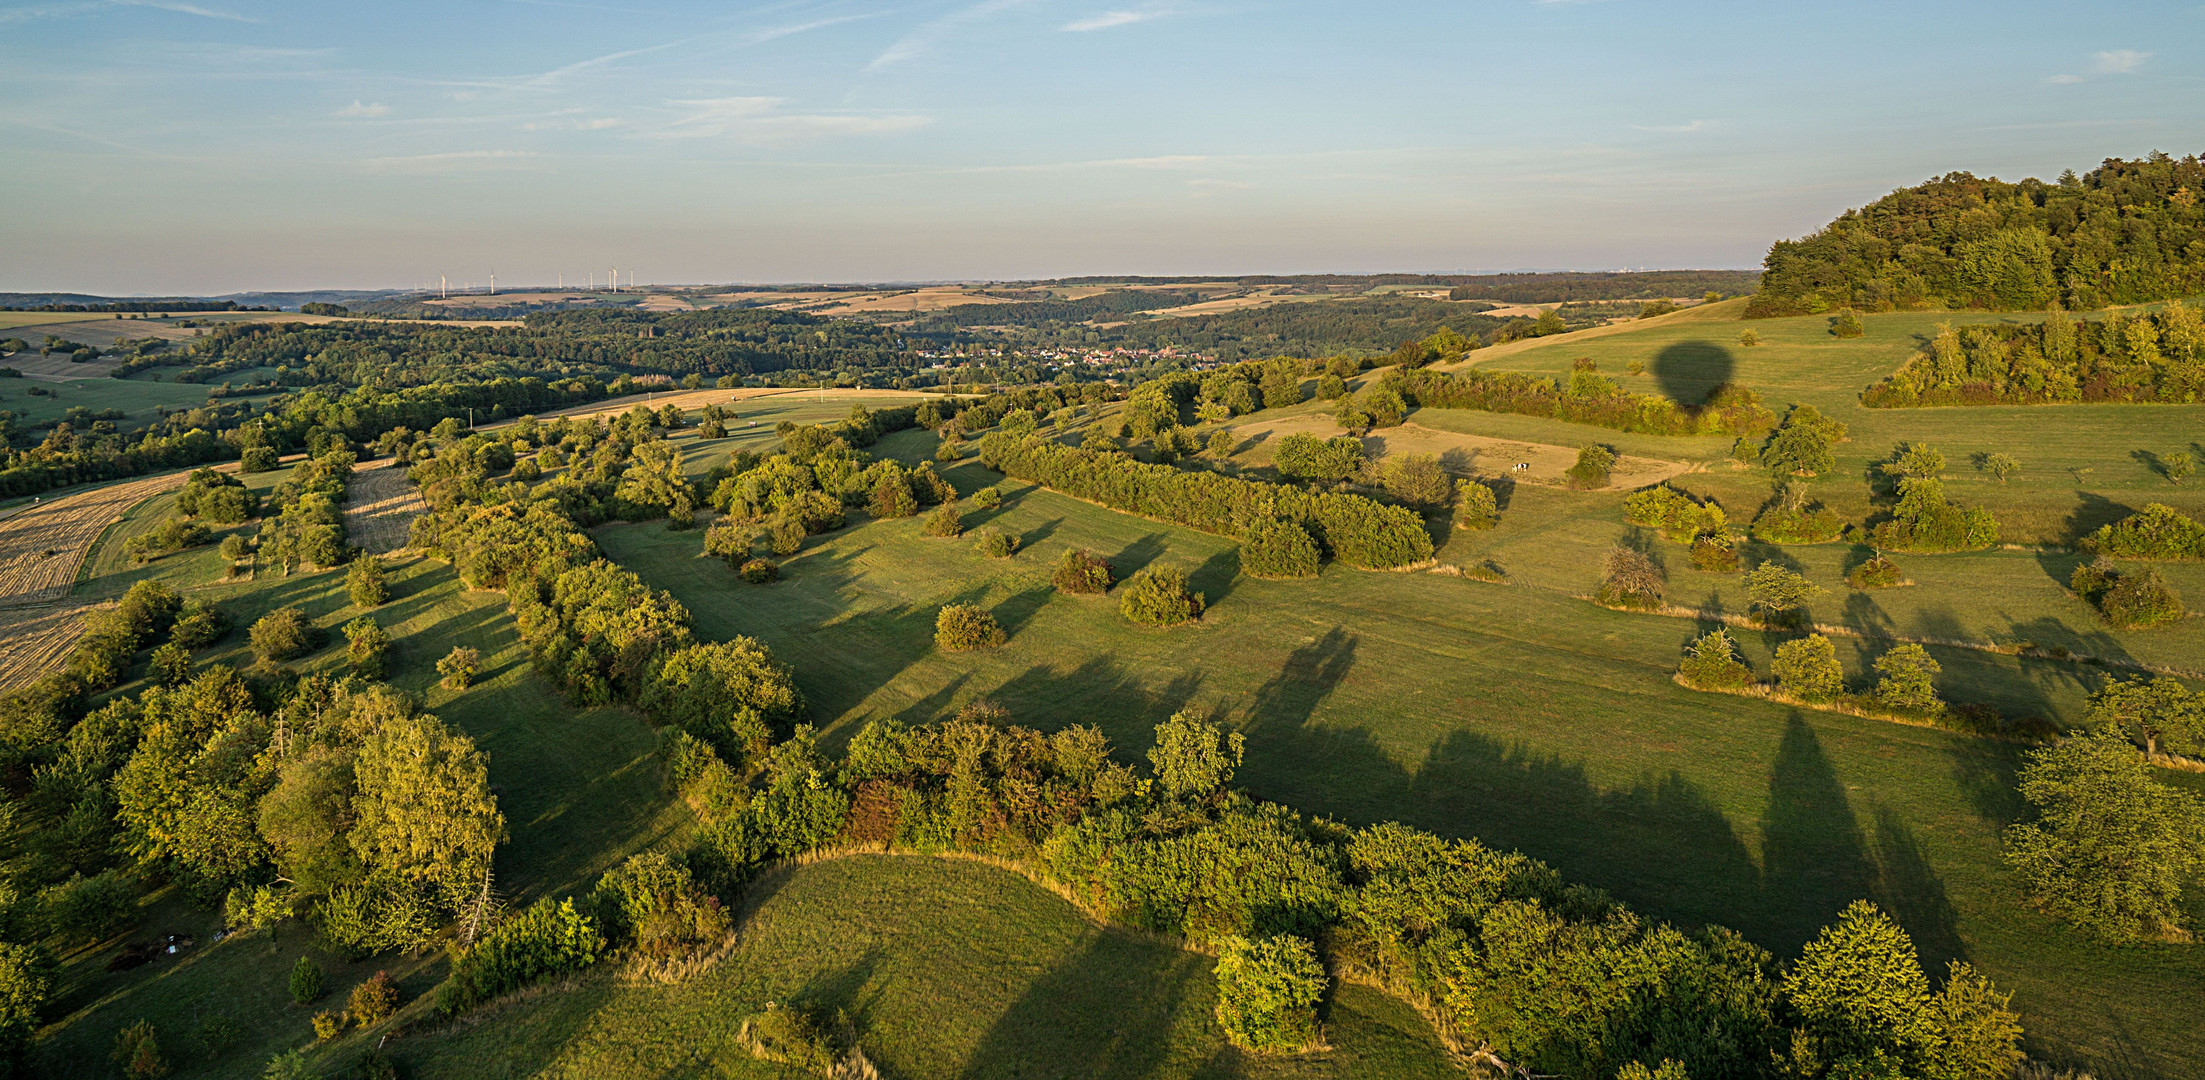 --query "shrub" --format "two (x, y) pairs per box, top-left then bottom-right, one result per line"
(219, 534), (252, 562)
(704, 521), (757, 564)
(169, 599), (231, 648)
(921, 502), (962, 538)
(1213, 935), (1326, 1054)
(1149, 712), (1246, 800)
(1453, 480), (1498, 529)
(1738, 329), (1761, 346)
(1744, 562), (1823, 626)
(441, 898), (604, 1016)
(261, 1050), (315, 1080)
(972, 486), (1002, 509)
(1831, 308), (1865, 338)
(736, 1002), (844, 1073)
(1379, 454), (1451, 510)
(113, 1019), (166, 1079)
(740, 558), (779, 584)
(347, 970), (399, 1026)
(347, 557), (388, 607)
(2101, 568), (2184, 629)
(40, 870), (133, 943)
(344, 617), (390, 679)
(289, 955), (324, 1004)
(1761, 405), (1846, 476)
(1119, 566), (1204, 627)
(1597, 547), (1664, 610)
(935, 605), (1005, 651)
(437, 646), (481, 690)
(1679, 629), (1750, 690)
(1053, 549), (1115, 594)
(590, 851), (730, 956)
(311, 1010), (344, 1040)
(1774, 635), (1844, 701)
(1566, 444), (1616, 488)
(126, 516), (213, 562)
(1982, 452), (2021, 482)
(241, 446), (281, 473)
(867, 474), (917, 519)
(197, 1013), (242, 1059)
(2089, 504), (2205, 559)
(1241, 519), (1321, 580)
(1848, 555), (1903, 589)
(1690, 532), (1740, 572)
(1873, 644), (1942, 714)
(251, 607), (321, 662)
(768, 517), (804, 555)
(974, 527), (1017, 559)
